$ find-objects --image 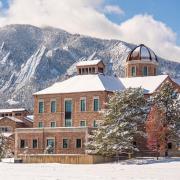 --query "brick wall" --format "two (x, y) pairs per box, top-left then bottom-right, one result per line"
(33, 91), (110, 128)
